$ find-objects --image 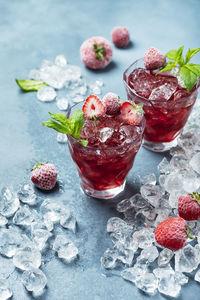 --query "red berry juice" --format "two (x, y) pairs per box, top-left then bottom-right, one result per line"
(124, 63), (199, 144)
(67, 106), (145, 197)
